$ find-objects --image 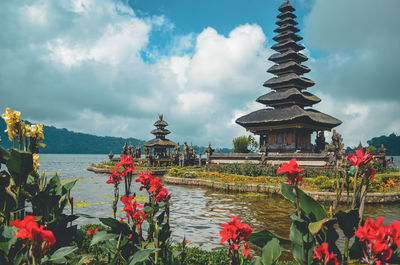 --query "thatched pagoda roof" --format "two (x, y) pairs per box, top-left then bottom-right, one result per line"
(277, 11), (296, 19)
(144, 138), (176, 148)
(236, 105), (341, 130)
(273, 24), (300, 33)
(151, 128), (171, 135)
(278, 1), (295, 13)
(263, 73), (315, 90)
(273, 32), (303, 42)
(269, 50), (307, 64)
(276, 17), (298, 26)
(268, 61), (310, 75)
(256, 88), (320, 107)
(271, 40), (304, 52)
